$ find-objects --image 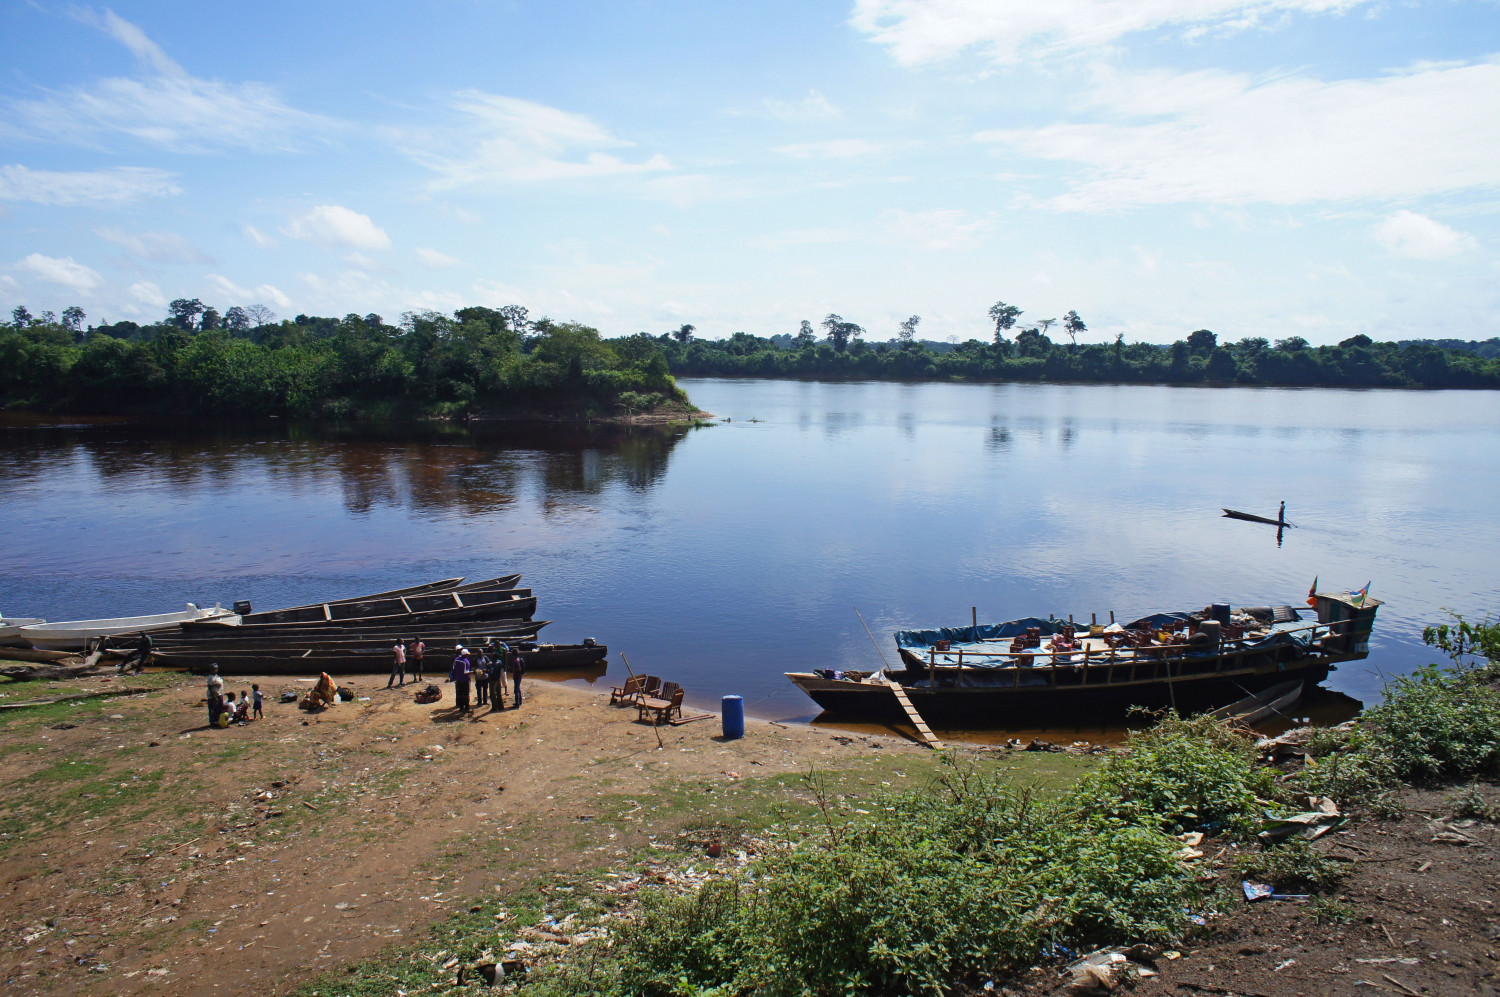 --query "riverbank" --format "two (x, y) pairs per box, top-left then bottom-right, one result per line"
(5, 656), (1498, 997)
(0, 669), (1092, 996)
